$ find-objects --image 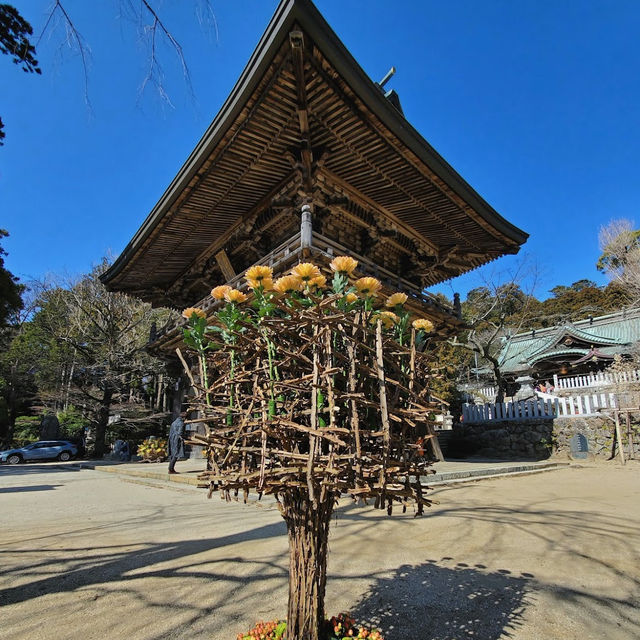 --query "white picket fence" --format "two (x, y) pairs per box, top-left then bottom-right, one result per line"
(462, 391), (618, 424)
(553, 369), (640, 390)
(460, 385), (497, 400)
